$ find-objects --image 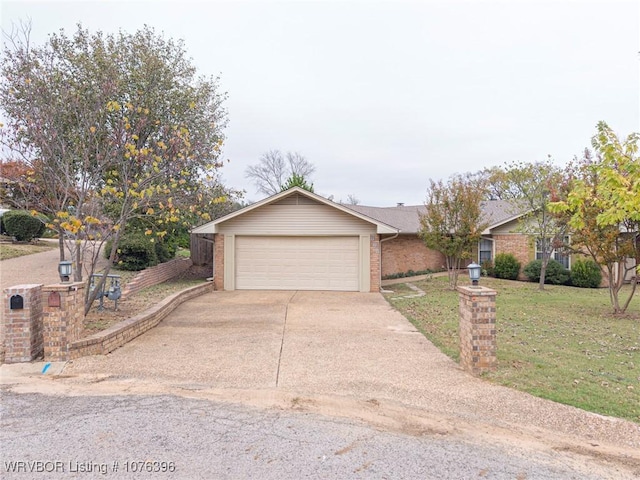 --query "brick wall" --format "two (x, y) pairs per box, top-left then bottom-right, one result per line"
(213, 234), (224, 291)
(369, 234), (381, 292)
(457, 285), (497, 375)
(493, 234), (532, 279)
(42, 283), (85, 361)
(70, 282), (214, 358)
(2, 284), (43, 363)
(121, 258), (193, 299)
(381, 235), (446, 277)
